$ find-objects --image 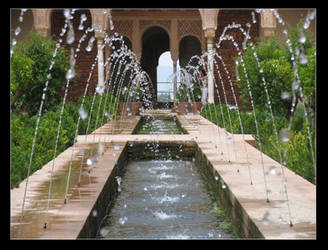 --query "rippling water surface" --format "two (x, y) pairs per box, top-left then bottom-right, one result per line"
(100, 159), (234, 239)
